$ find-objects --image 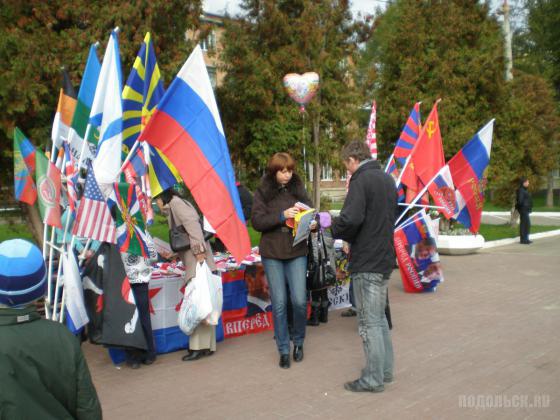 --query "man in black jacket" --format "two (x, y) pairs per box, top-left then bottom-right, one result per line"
(331, 141), (397, 393)
(516, 176), (533, 244)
